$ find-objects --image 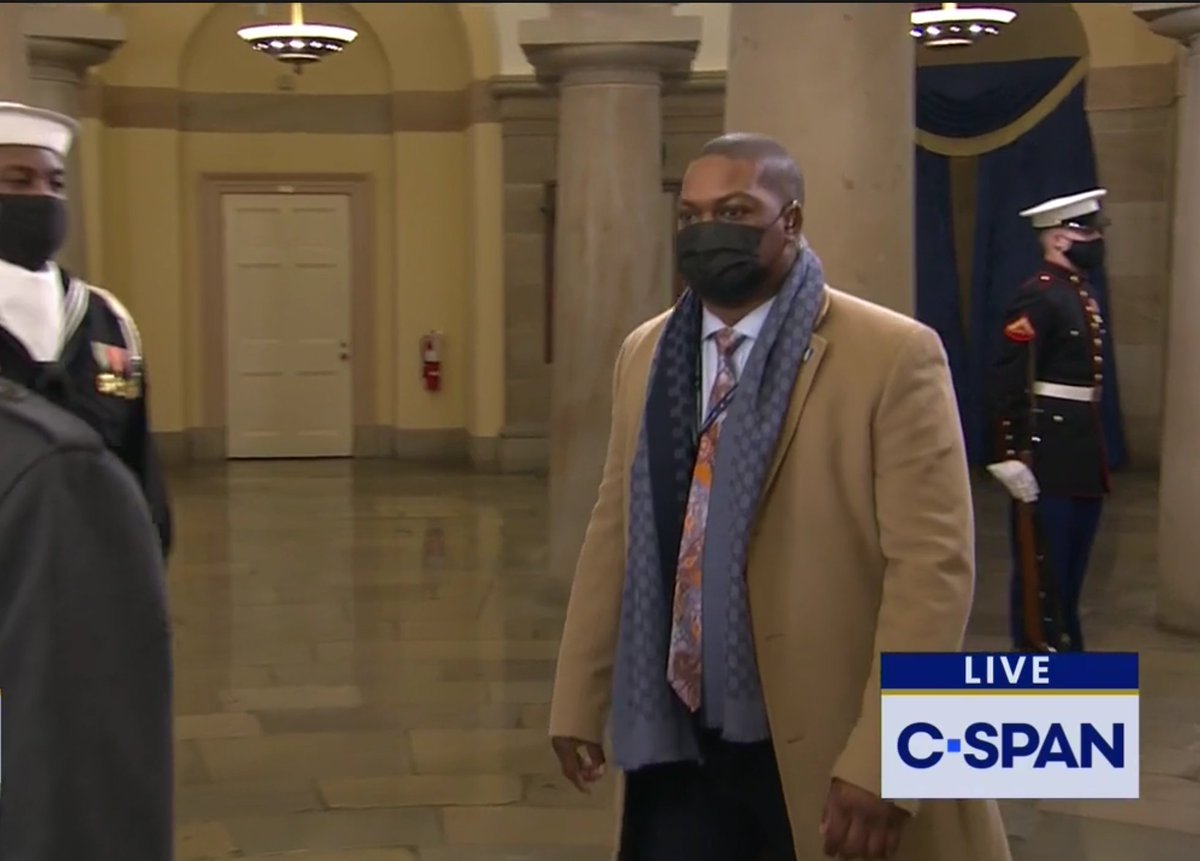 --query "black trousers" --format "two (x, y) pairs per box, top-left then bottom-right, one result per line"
(619, 733), (796, 861)
(1008, 495), (1103, 650)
